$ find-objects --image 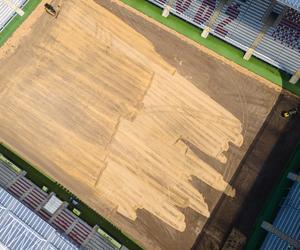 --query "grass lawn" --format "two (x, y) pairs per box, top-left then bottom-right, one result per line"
(244, 144), (300, 250)
(0, 143), (143, 250)
(121, 0), (300, 96)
